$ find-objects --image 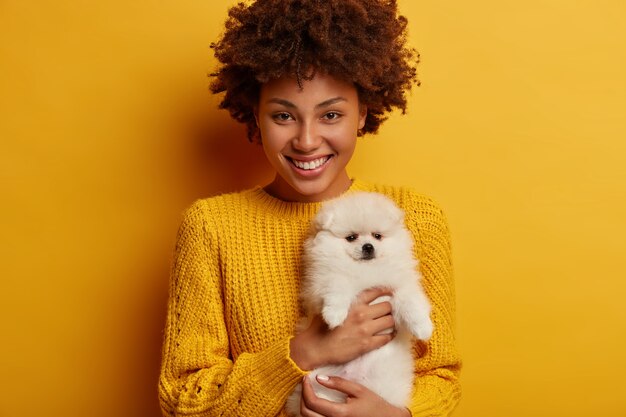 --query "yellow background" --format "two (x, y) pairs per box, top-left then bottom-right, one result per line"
(1, 1), (625, 416)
